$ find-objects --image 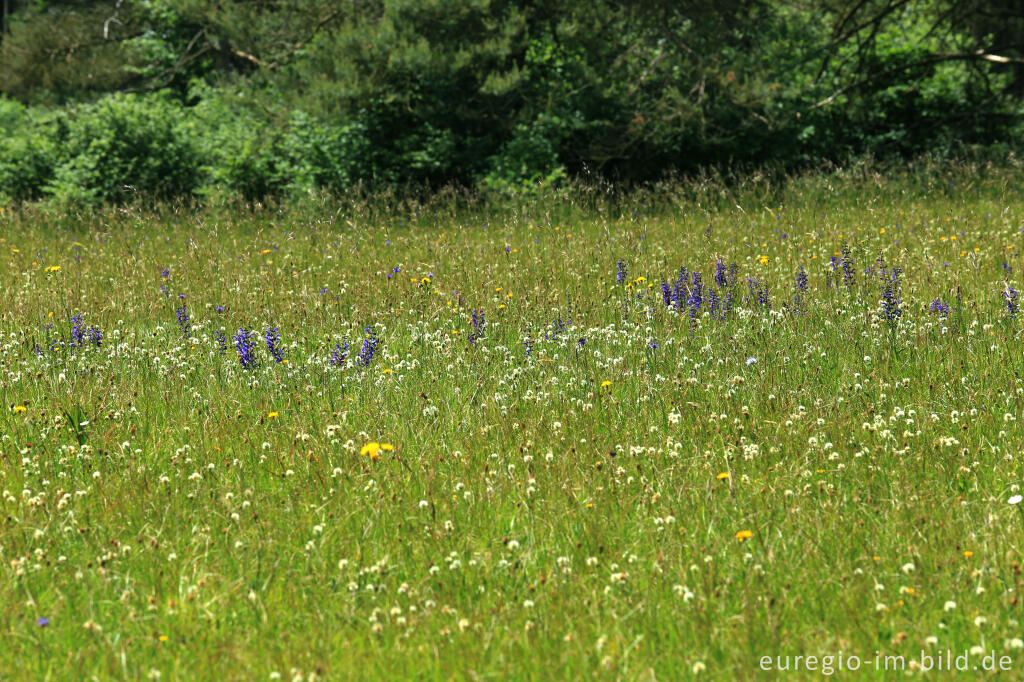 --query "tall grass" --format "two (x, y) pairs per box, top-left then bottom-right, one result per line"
(1, 163), (1023, 679)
